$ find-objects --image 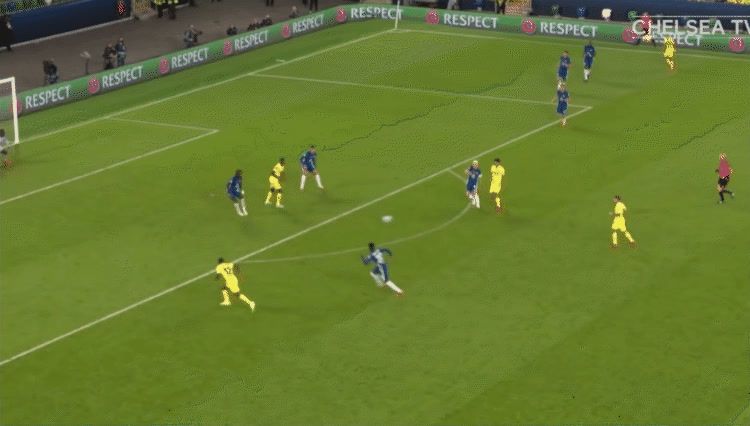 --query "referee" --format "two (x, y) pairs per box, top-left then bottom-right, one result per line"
(716, 153), (735, 204)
